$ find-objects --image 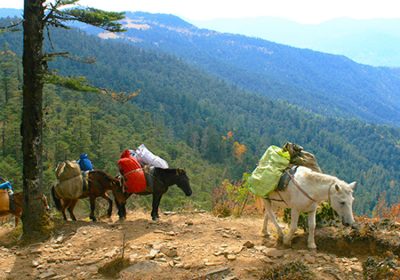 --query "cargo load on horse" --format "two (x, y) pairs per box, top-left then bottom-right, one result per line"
(248, 143), (321, 197)
(0, 179), (15, 212)
(118, 149), (147, 193)
(135, 144), (169, 169)
(54, 161), (87, 200)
